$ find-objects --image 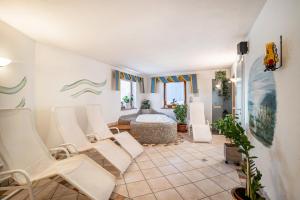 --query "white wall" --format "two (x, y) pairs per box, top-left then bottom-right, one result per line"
(148, 69), (231, 122)
(0, 21), (35, 109)
(244, 0), (300, 199)
(34, 43), (145, 144)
